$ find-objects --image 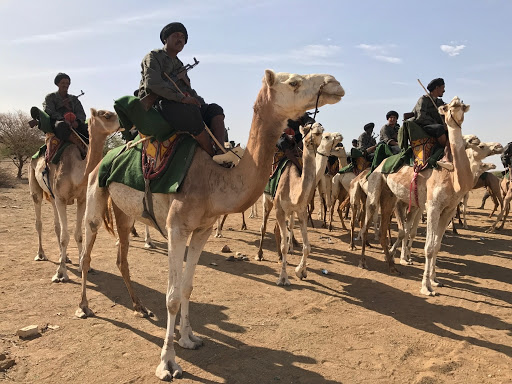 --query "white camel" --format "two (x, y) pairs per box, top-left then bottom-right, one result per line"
(75, 70), (344, 380)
